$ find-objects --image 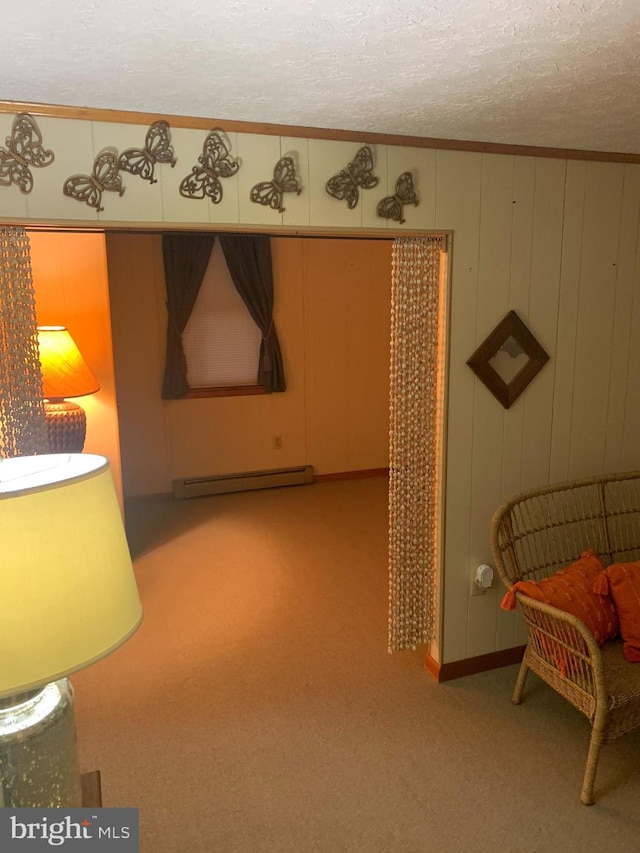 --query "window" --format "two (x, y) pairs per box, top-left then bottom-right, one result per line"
(161, 232), (285, 400)
(182, 240), (262, 392)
